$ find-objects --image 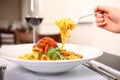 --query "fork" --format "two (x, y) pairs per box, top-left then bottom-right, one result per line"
(83, 62), (120, 80)
(76, 13), (95, 24)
